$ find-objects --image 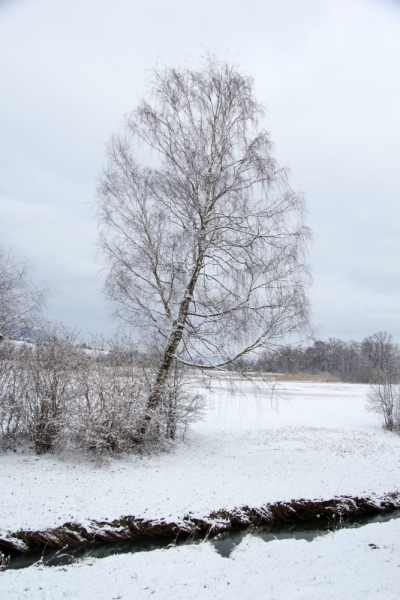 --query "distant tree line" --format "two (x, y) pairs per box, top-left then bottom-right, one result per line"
(251, 332), (399, 383)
